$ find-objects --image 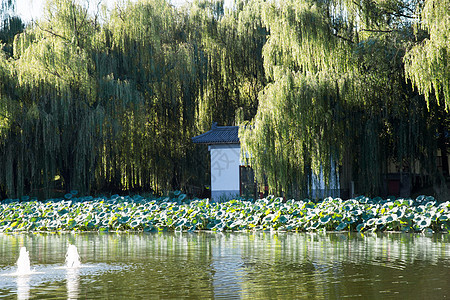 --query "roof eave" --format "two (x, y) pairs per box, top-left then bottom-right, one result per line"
(192, 141), (240, 145)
